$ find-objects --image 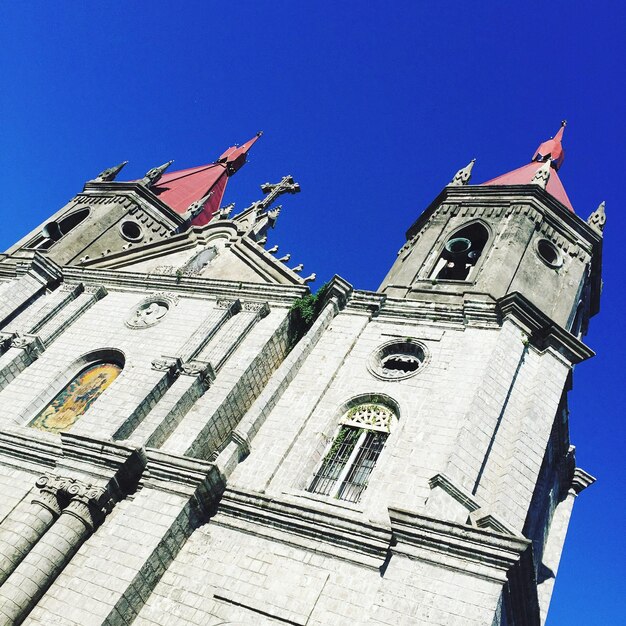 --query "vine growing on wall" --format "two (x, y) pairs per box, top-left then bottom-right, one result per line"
(289, 282), (330, 340)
